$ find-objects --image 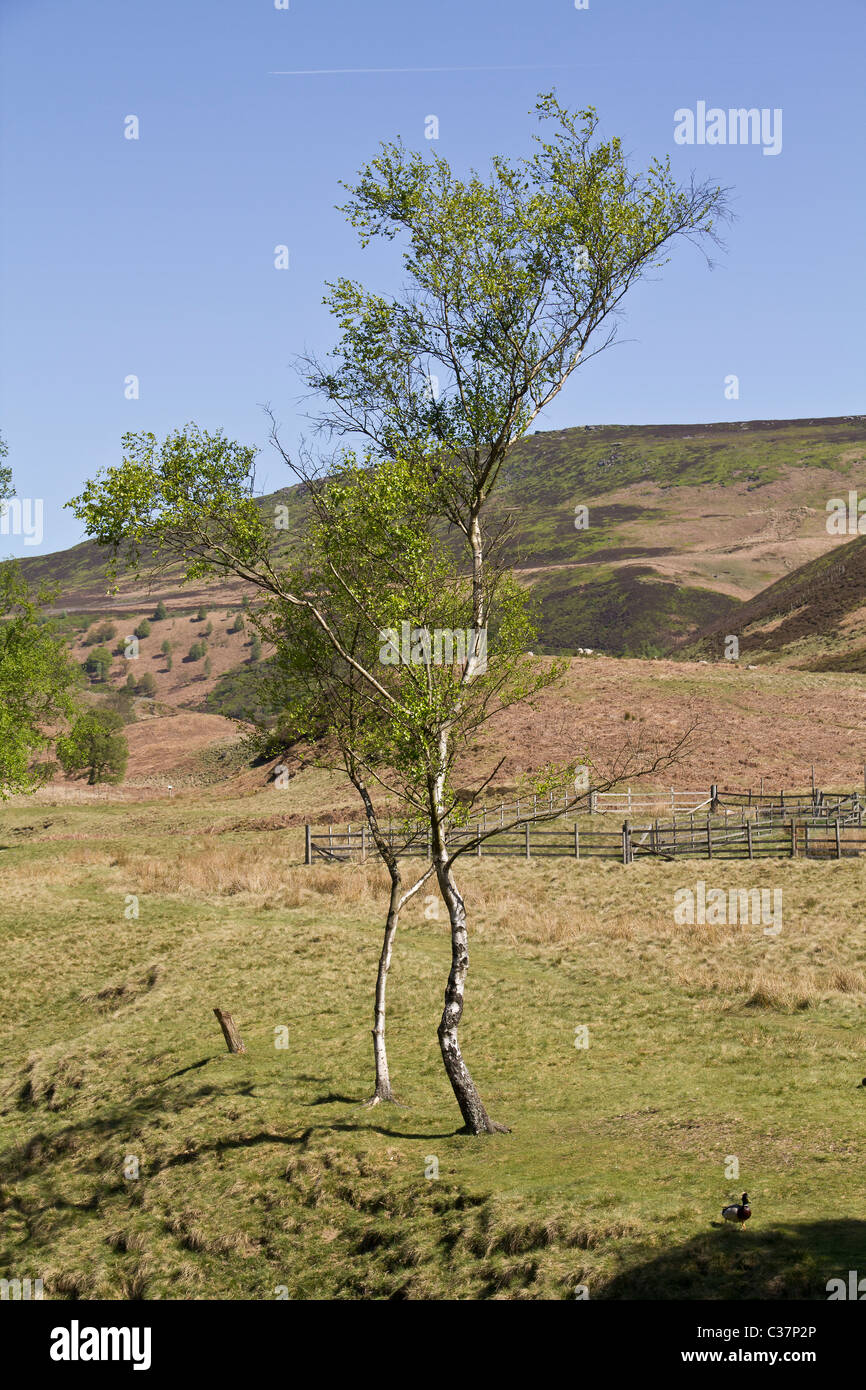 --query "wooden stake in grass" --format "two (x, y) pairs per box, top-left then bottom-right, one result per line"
(213, 1008), (246, 1054)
